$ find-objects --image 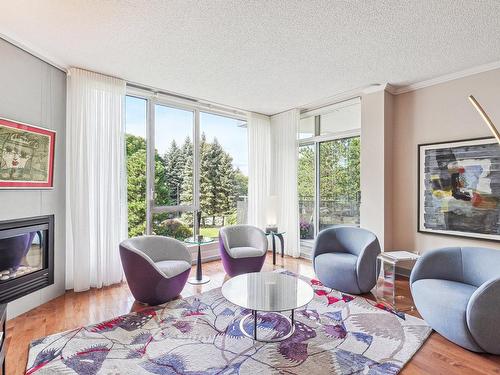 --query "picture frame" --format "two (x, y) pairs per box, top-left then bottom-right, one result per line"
(0, 117), (56, 189)
(418, 137), (500, 241)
